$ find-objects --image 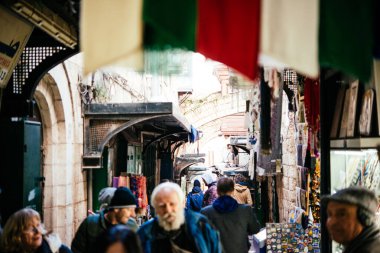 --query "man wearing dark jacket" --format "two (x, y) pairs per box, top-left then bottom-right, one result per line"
(186, 179), (204, 212)
(201, 177), (260, 253)
(322, 186), (380, 253)
(71, 187), (138, 253)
